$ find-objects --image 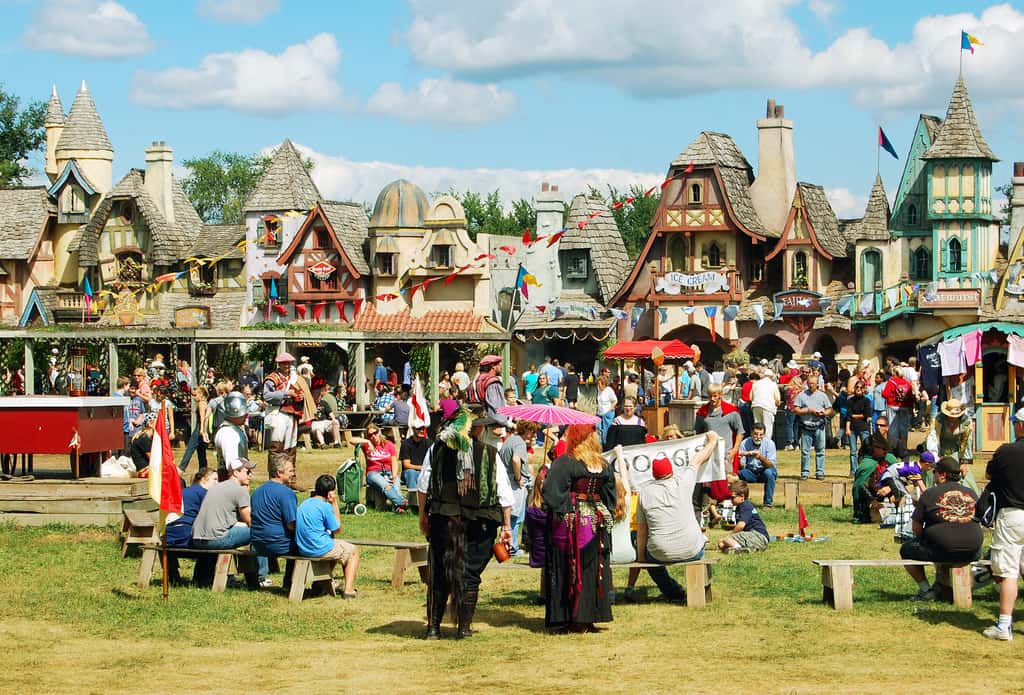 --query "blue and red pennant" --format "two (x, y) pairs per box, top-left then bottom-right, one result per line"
(878, 127), (898, 160)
